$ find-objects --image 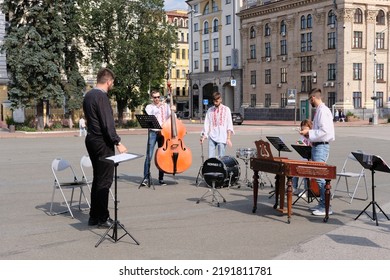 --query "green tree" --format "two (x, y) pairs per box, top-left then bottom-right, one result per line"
(79, 0), (177, 125)
(1, 1), (66, 130)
